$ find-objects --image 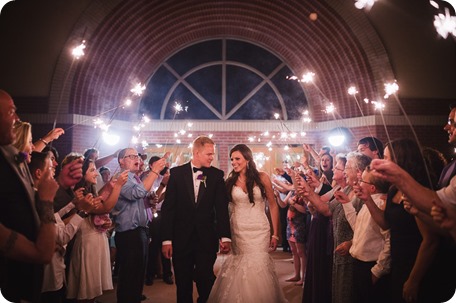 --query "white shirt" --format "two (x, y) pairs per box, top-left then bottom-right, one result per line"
(42, 203), (84, 292)
(192, 164), (204, 202)
(342, 193), (391, 278)
(437, 174), (456, 208)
